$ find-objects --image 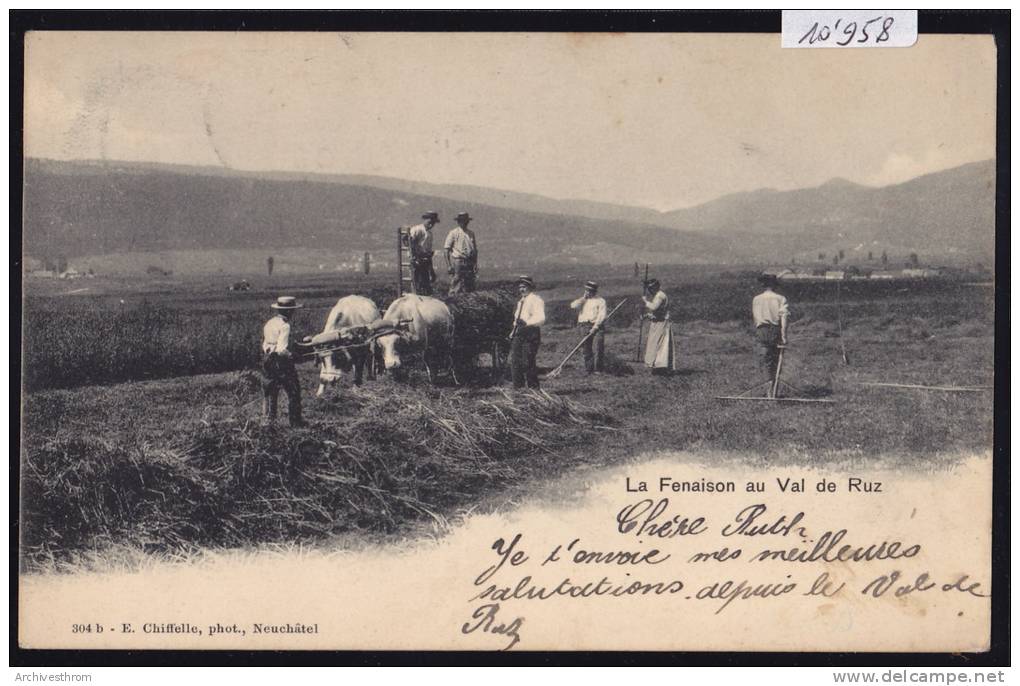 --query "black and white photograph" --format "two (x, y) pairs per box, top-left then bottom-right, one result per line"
(15, 15), (1005, 662)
